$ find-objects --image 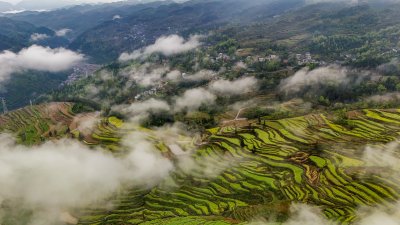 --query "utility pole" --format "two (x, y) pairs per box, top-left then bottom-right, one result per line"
(1, 98), (8, 115)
